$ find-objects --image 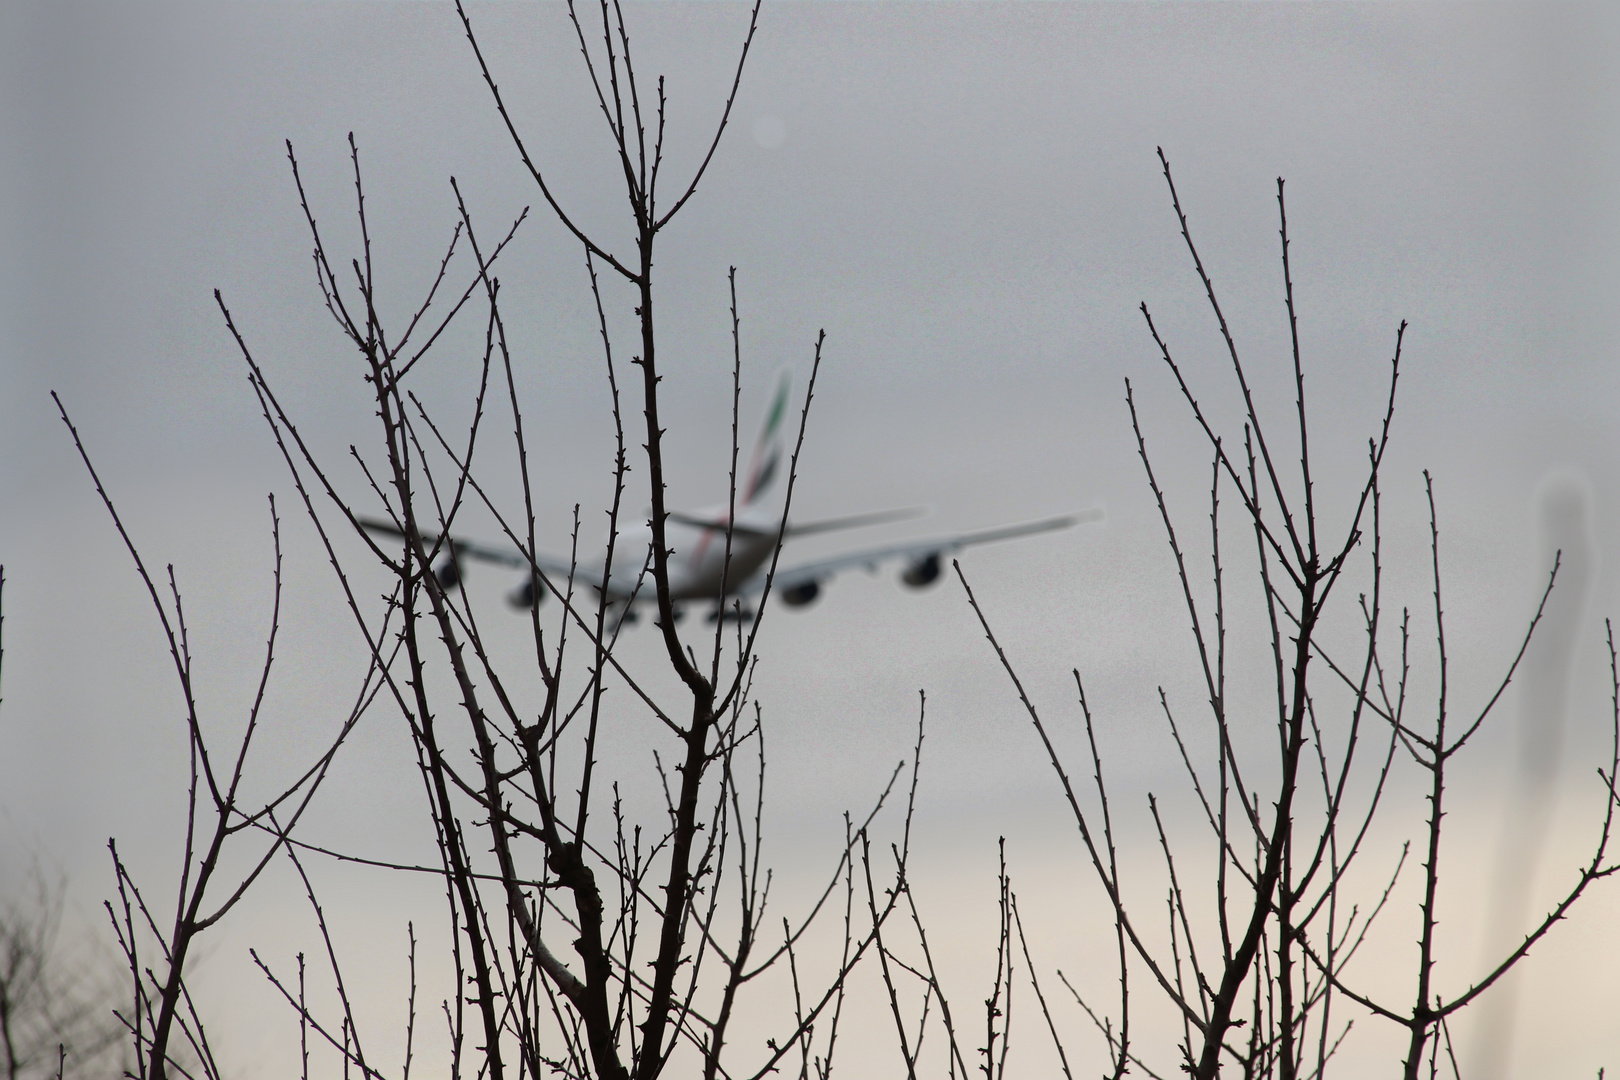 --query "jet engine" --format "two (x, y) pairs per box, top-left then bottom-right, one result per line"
(433, 557), (462, 592)
(507, 576), (548, 610)
(781, 580), (821, 607)
(900, 552), (942, 588)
